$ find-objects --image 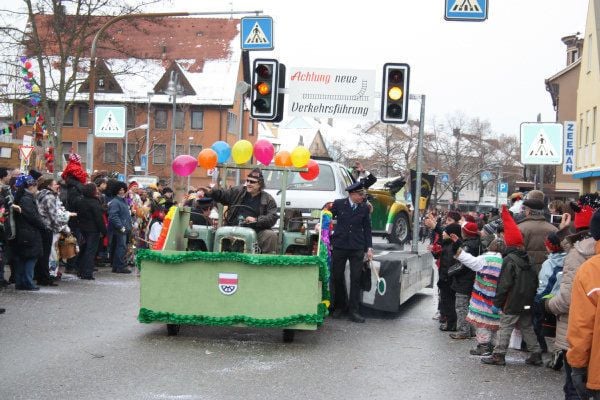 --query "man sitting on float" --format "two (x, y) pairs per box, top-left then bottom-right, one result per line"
(200, 168), (278, 254)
